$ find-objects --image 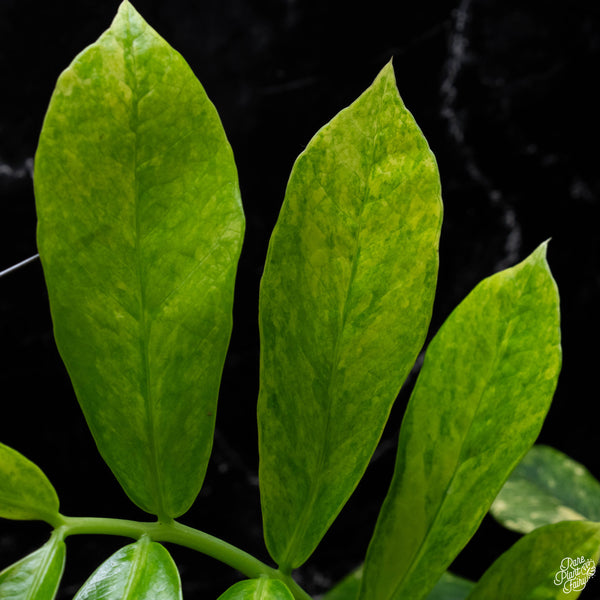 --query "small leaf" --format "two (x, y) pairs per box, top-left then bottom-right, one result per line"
(426, 573), (475, 600)
(491, 445), (600, 534)
(360, 243), (562, 600)
(258, 61), (442, 570)
(0, 442), (59, 523)
(34, 1), (244, 519)
(466, 521), (600, 599)
(0, 530), (66, 600)
(216, 578), (295, 600)
(73, 537), (181, 600)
